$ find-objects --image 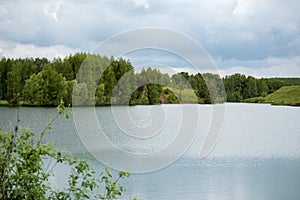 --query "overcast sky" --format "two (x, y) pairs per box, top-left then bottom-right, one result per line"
(0, 0), (300, 77)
